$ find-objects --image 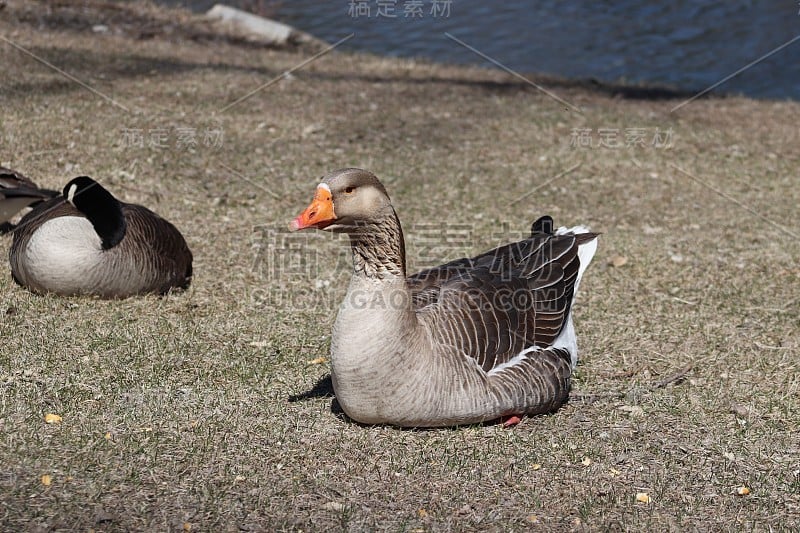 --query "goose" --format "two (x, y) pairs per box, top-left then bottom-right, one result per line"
(9, 176), (193, 298)
(0, 166), (59, 233)
(289, 168), (598, 427)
